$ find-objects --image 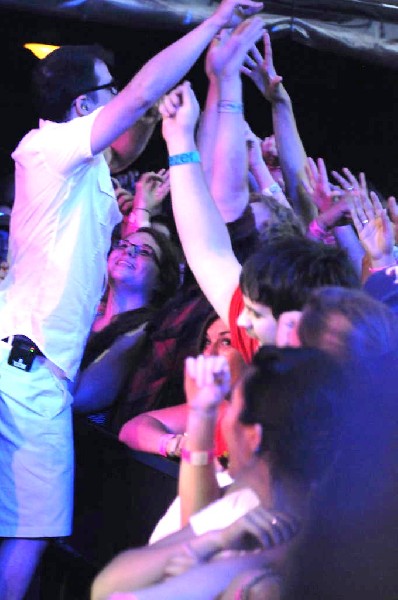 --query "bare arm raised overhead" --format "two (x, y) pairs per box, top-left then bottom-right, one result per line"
(242, 31), (317, 226)
(209, 18), (265, 223)
(89, 0), (264, 159)
(160, 19), (265, 324)
(160, 80), (241, 325)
